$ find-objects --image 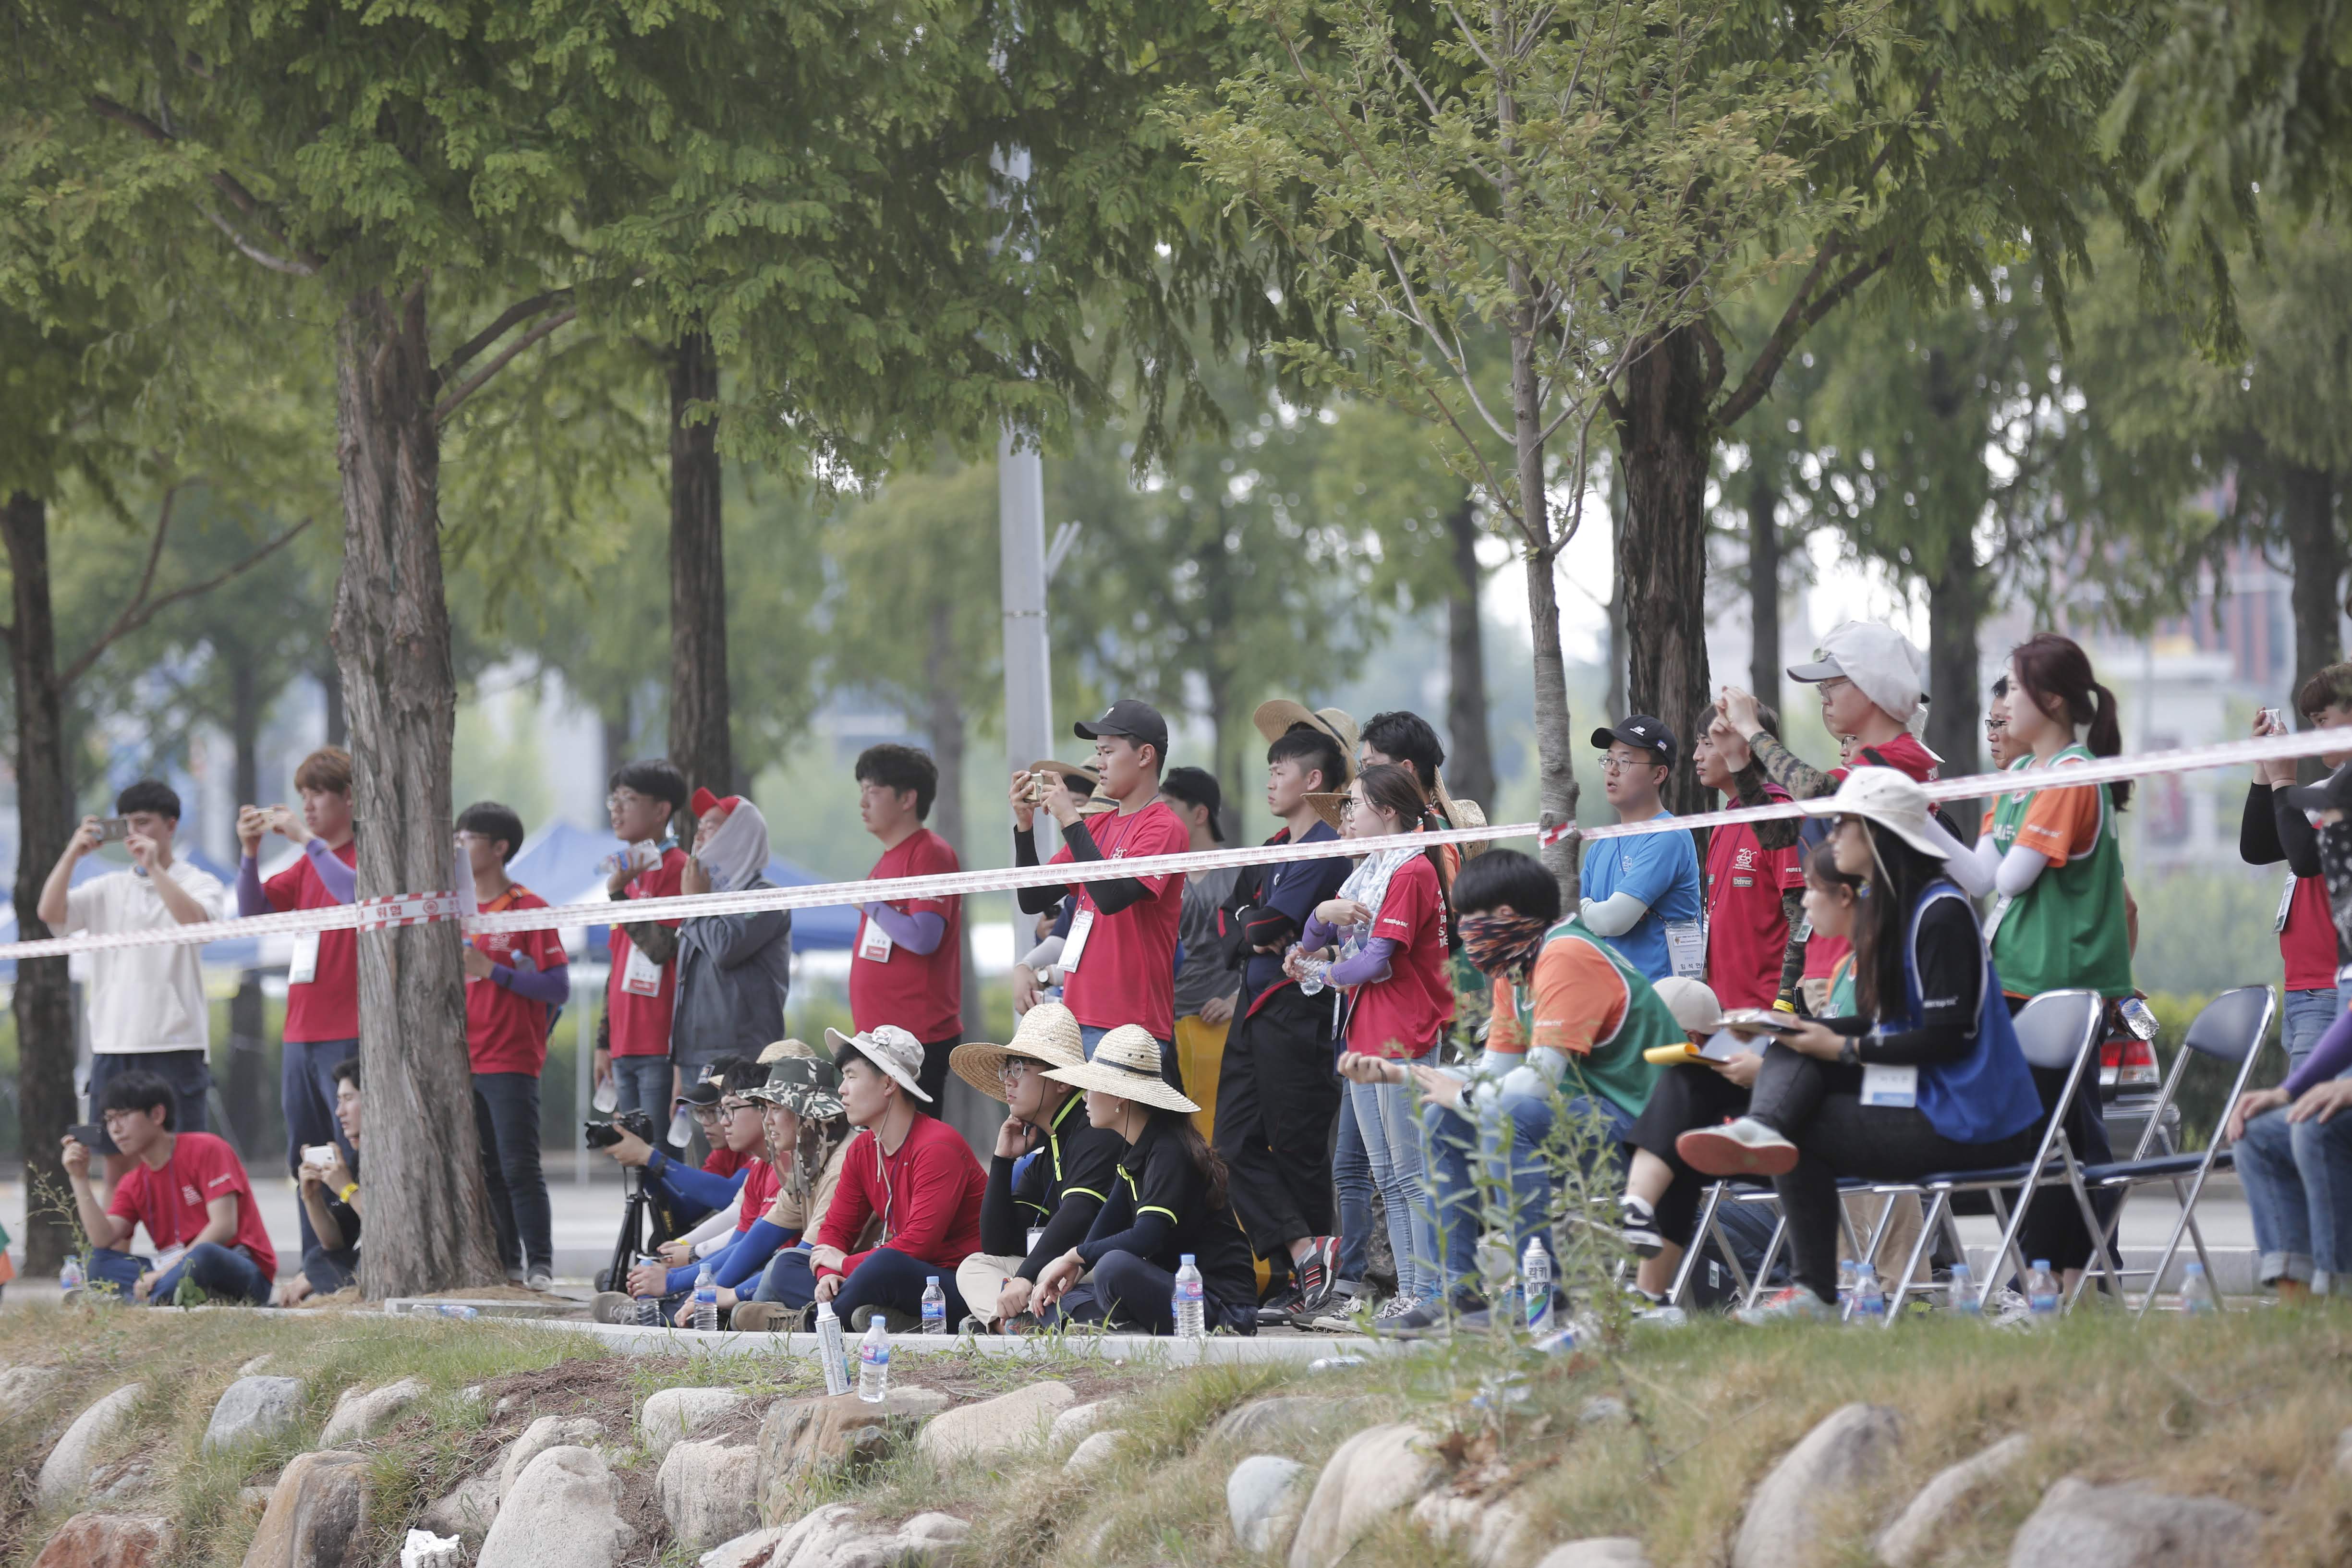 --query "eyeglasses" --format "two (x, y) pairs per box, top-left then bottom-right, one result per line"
(688, 1104), (722, 1124)
(1598, 754), (1658, 774)
(1984, 717), (2008, 733)
(1816, 676), (1854, 696)
(999, 1061), (1032, 1087)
